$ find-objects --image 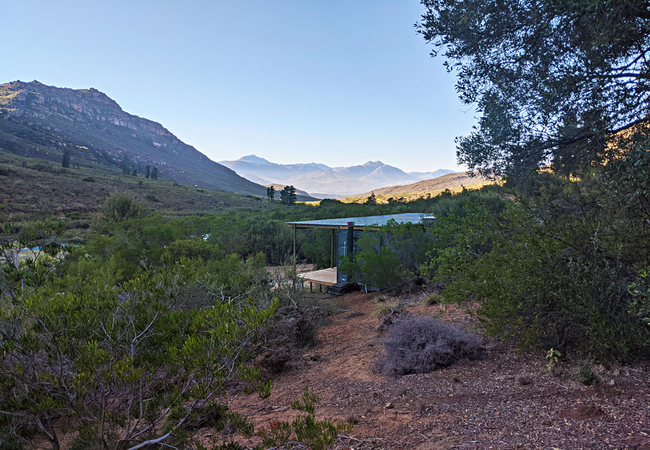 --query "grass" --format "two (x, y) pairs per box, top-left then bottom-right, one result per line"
(422, 293), (443, 306)
(0, 151), (279, 239)
(372, 300), (400, 317)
